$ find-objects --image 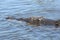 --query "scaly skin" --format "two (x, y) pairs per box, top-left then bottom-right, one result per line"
(6, 16), (60, 27)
